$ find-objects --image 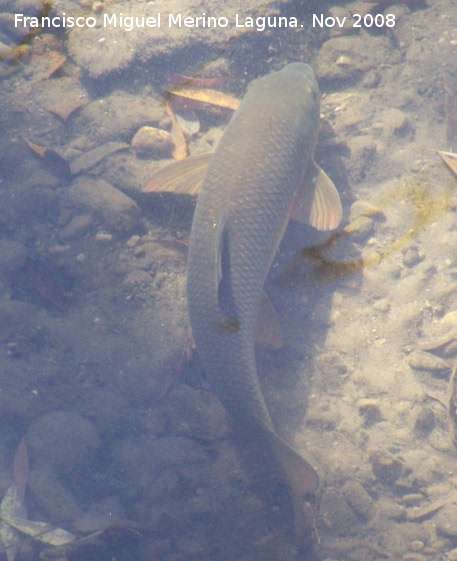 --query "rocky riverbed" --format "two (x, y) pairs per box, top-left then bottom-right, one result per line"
(1, 0), (457, 560)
